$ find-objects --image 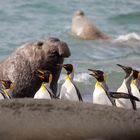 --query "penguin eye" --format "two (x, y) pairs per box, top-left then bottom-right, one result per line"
(37, 41), (43, 47)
